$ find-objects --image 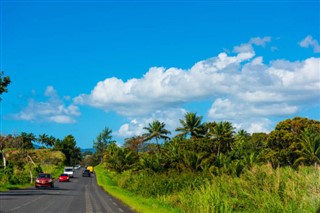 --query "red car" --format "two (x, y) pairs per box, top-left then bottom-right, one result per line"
(35, 173), (54, 188)
(58, 174), (70, 182)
